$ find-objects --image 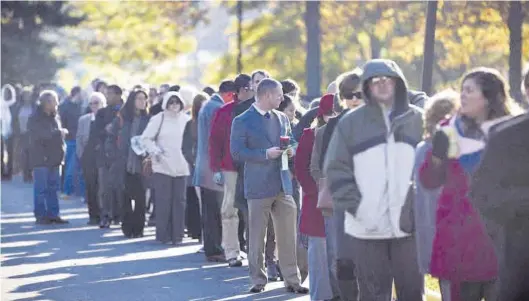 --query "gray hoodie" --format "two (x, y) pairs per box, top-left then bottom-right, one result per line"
(324, 59), (424, 239)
